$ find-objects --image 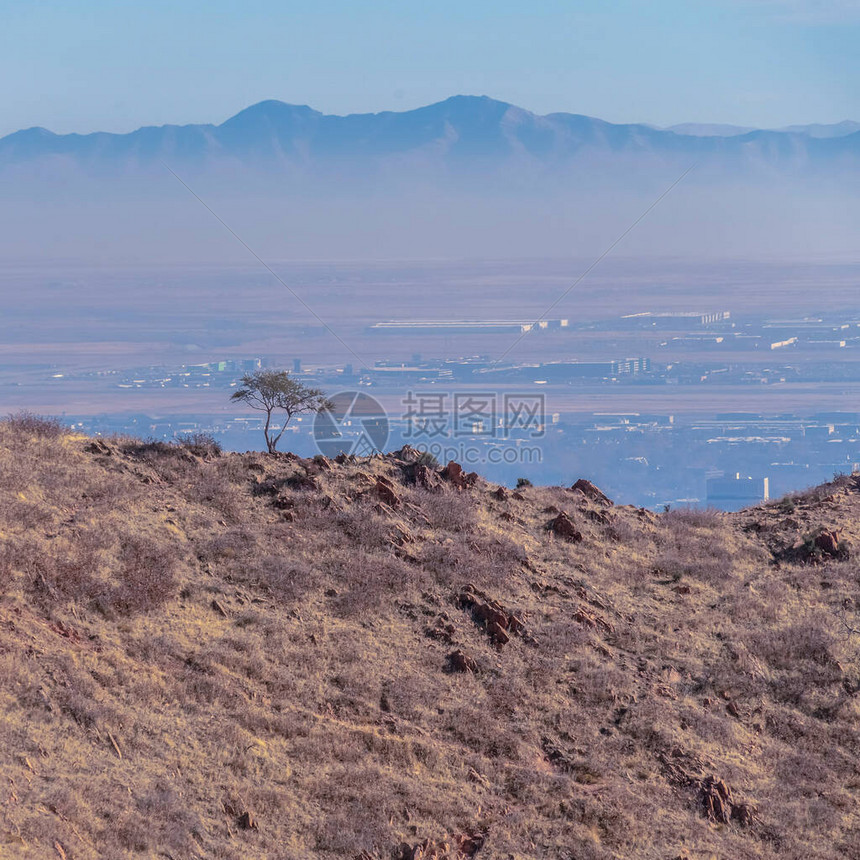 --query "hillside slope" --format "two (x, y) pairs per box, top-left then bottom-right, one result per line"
(1, 419), (859, 859)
